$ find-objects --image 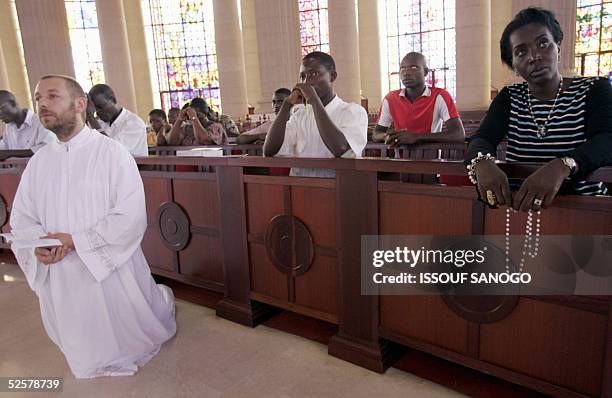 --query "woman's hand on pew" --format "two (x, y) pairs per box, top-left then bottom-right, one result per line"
(473, 160), (512, 208)
(512, 159), (570, 212)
